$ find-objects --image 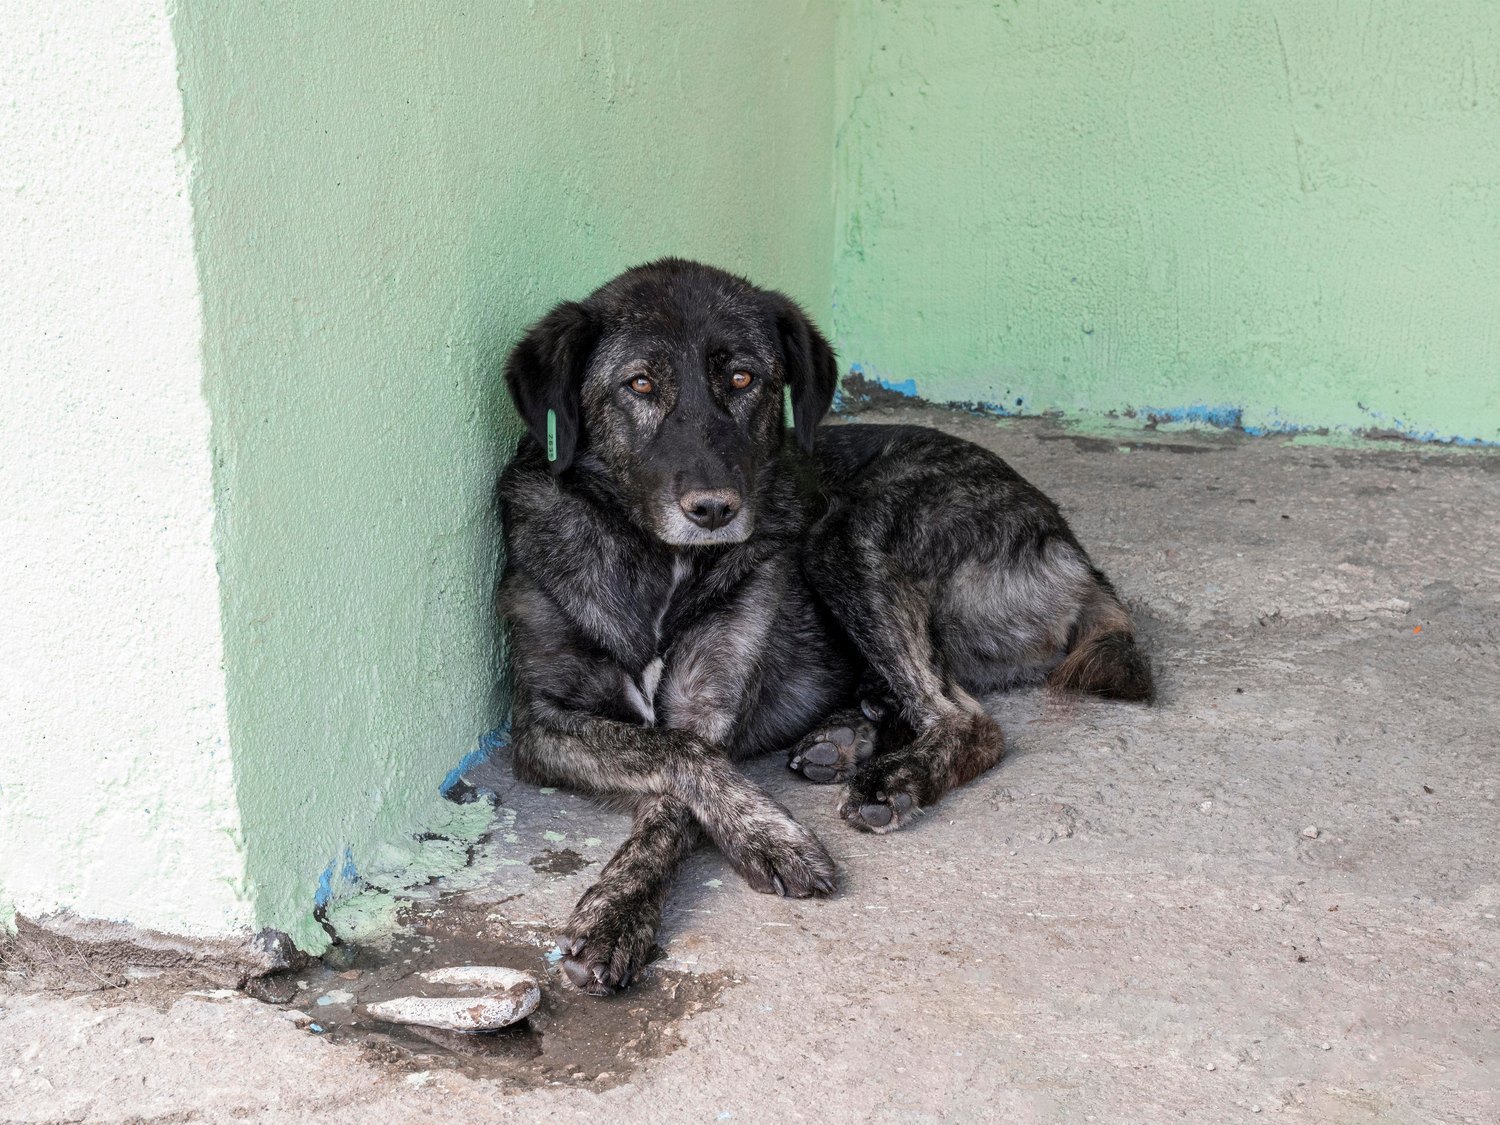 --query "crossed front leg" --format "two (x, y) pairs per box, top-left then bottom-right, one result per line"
(512, 705), (837, 993)
(558, 794), (699, 994)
